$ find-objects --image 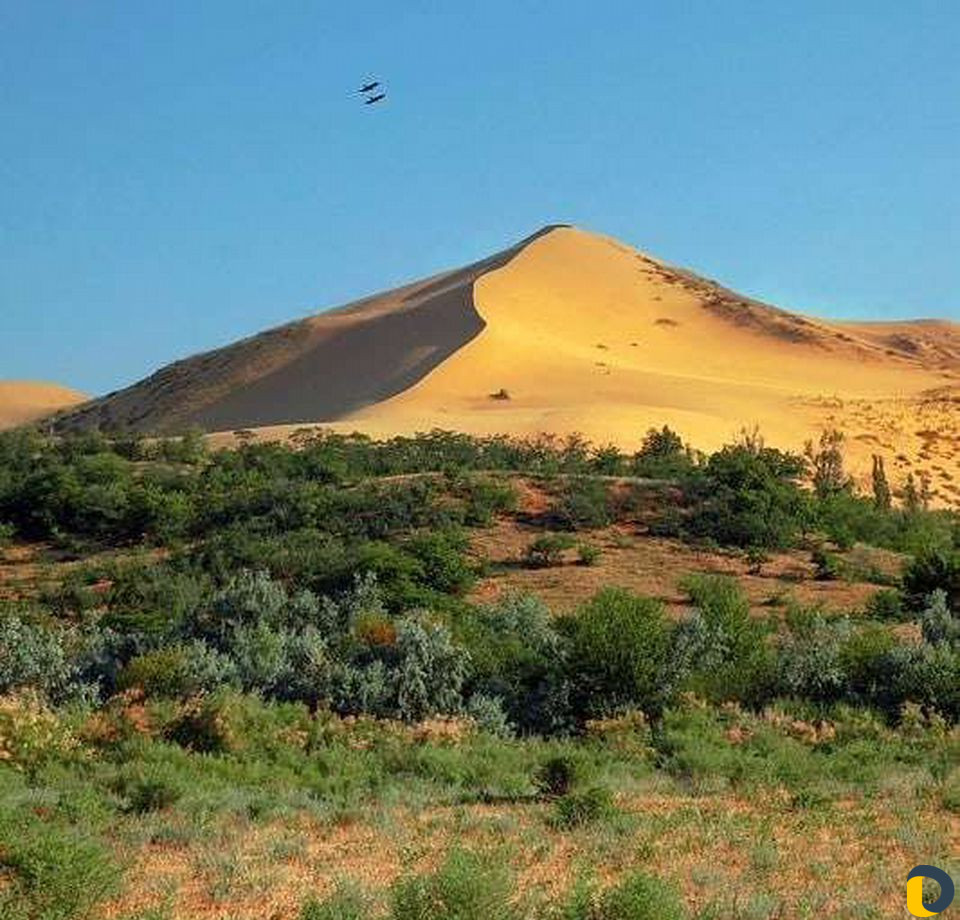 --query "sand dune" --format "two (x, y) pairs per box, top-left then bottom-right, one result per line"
(53, 225), (959, 504)
(0, 381), (88, 430)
